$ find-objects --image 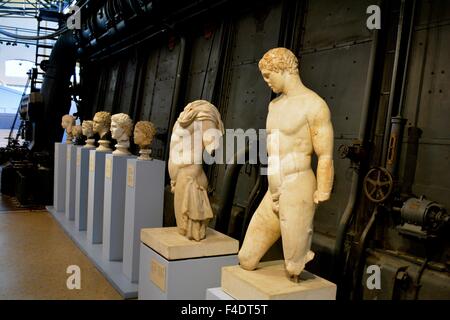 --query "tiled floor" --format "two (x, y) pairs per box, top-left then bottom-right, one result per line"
(0, 209), (122, 300)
